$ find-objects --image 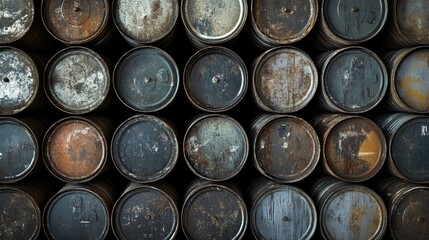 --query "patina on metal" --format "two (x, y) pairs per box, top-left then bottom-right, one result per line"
(0, 0), (34, 44)
(184, 46), (247, 112)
